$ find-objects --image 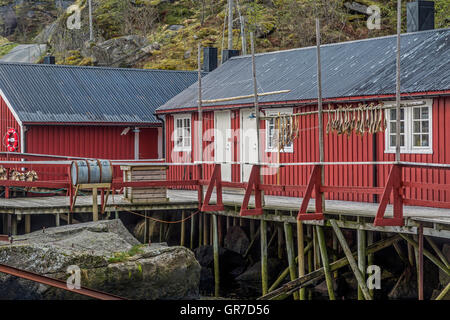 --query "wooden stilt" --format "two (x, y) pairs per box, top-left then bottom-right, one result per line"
(332, 231), (338, 279)
(213, 214), (220, 297)
(199, 212), (203, 247)
(357, 228), (366, 300)
(284, 222), (299, 300)
(210, 215), (213, 245)
(55, 213), (60, 227)
(307, 225), (313, 300)
(190, 212), (195, 249)
(413, 234), (420, 297)
(180, 210), (185, 247)
(159, 220), (163, 243)
(436, 281), (450, 300)
(7, 214), (11, 236)
(92, 187), (98, 222)
(11, 215), (17, 236)
(408, 243), (415, 267)
(426, 236), (450, 268)
(145, 211), (150, 244)
(399, 234), (450, 276)
(25, 215), (31, 234)
(2, 213), (7, 234)
(233, 217), (237, 227)
(297, 221), (306, 300)
(329, 220), (371, 300)
(277, 225), (283, 259)
(316, 225), (335, 300)
(261, 219), (268, 295)
(418, 224), (424, 300)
